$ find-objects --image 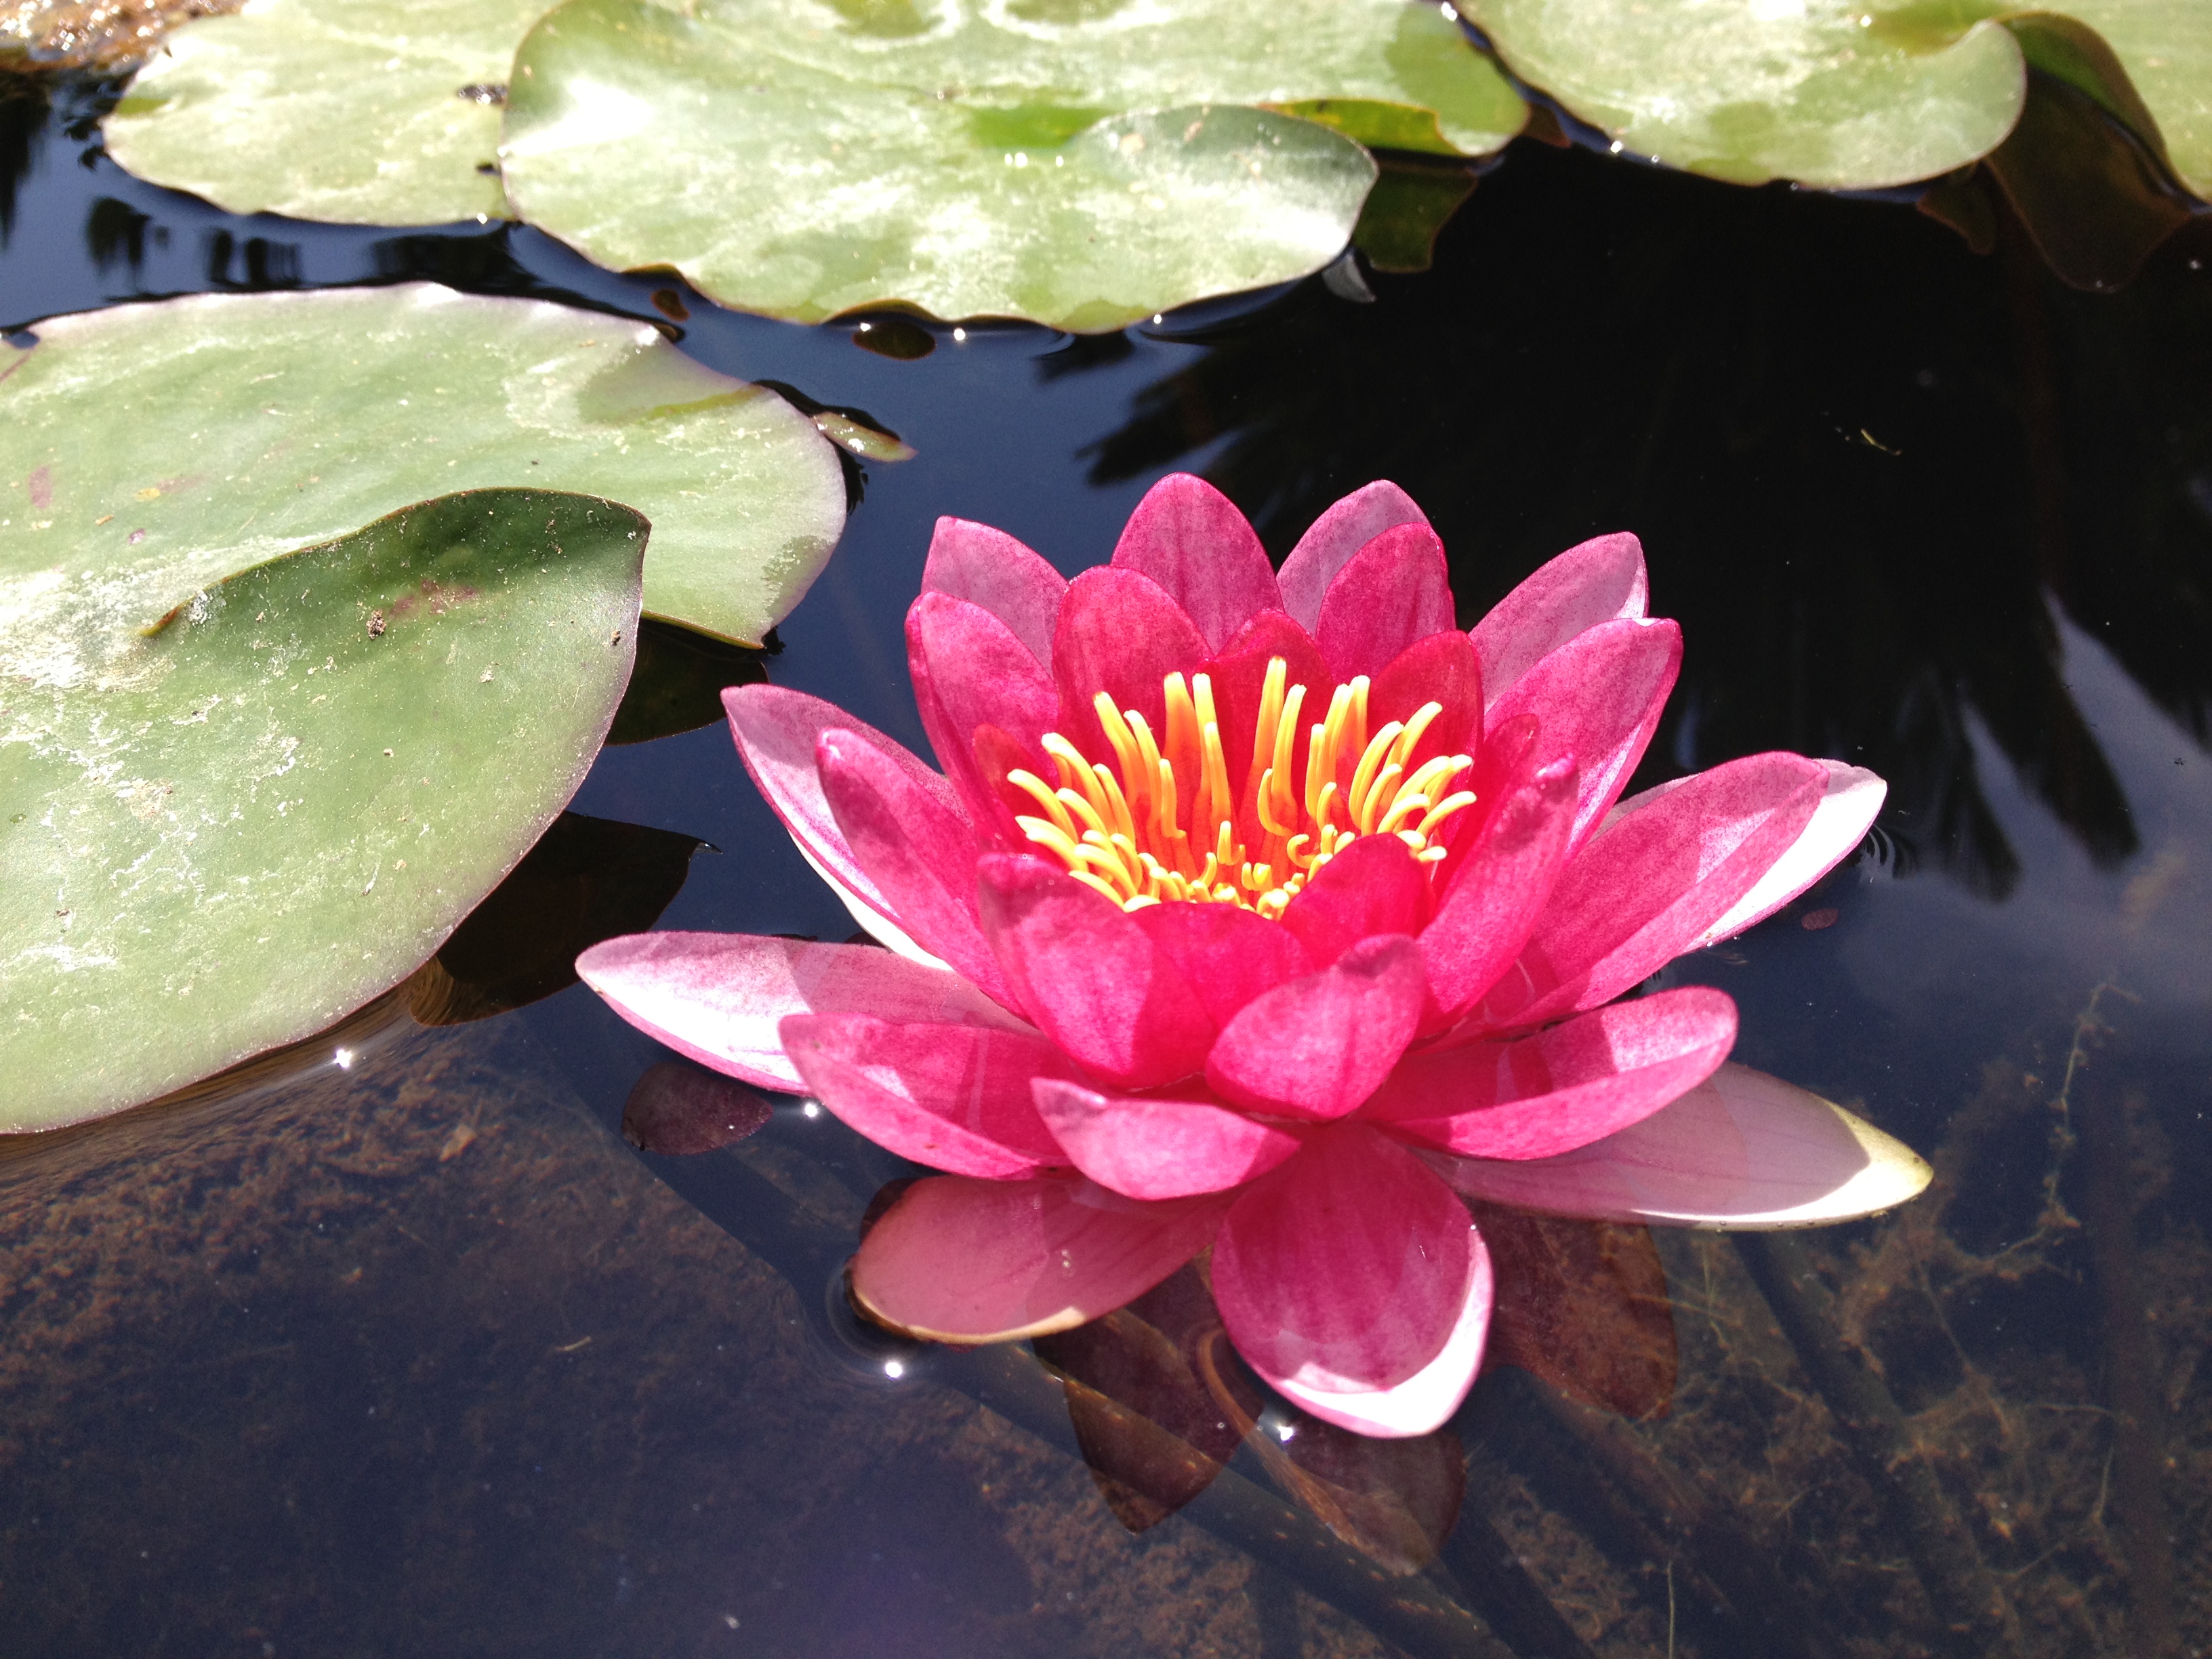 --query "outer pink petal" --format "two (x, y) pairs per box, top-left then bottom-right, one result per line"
(1131, 900), (1315, 1027)
(1277, 481), (1431, 633)
(920, 516), (1066, 669)
(1687, 761), (1886, 947)
(1431, 1062), (1933, 1227)
(1212, 1125), (1476, 1398)
(724, 684), (963, 922)
(1470, 531), (1648, 707)
(1315, 523), (1456, 683)
(1205, 935), (1425, 1120)
(907, 590), (1061, 831)
(779, 1012), (1071, 1178)
(977, 854), (1216, 1089)
(851, 1174), (1231, 1343)
(1279, 834), (1429, 968)
(817, 729), (1017, 1010)
(1418, 744), (1580, 1023)
(1487, 616), (1680, 853)
(1031, 1078), (1306, 1200)
(1050, 566), (1212, 760)
(1368, 986), (1738, 1159)
(576, 933), (1023, 1093)
(1268, 1226), (1492, 1438)
(1482, 752), (1826, 1028)
(1109, 472), (1282, 653)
